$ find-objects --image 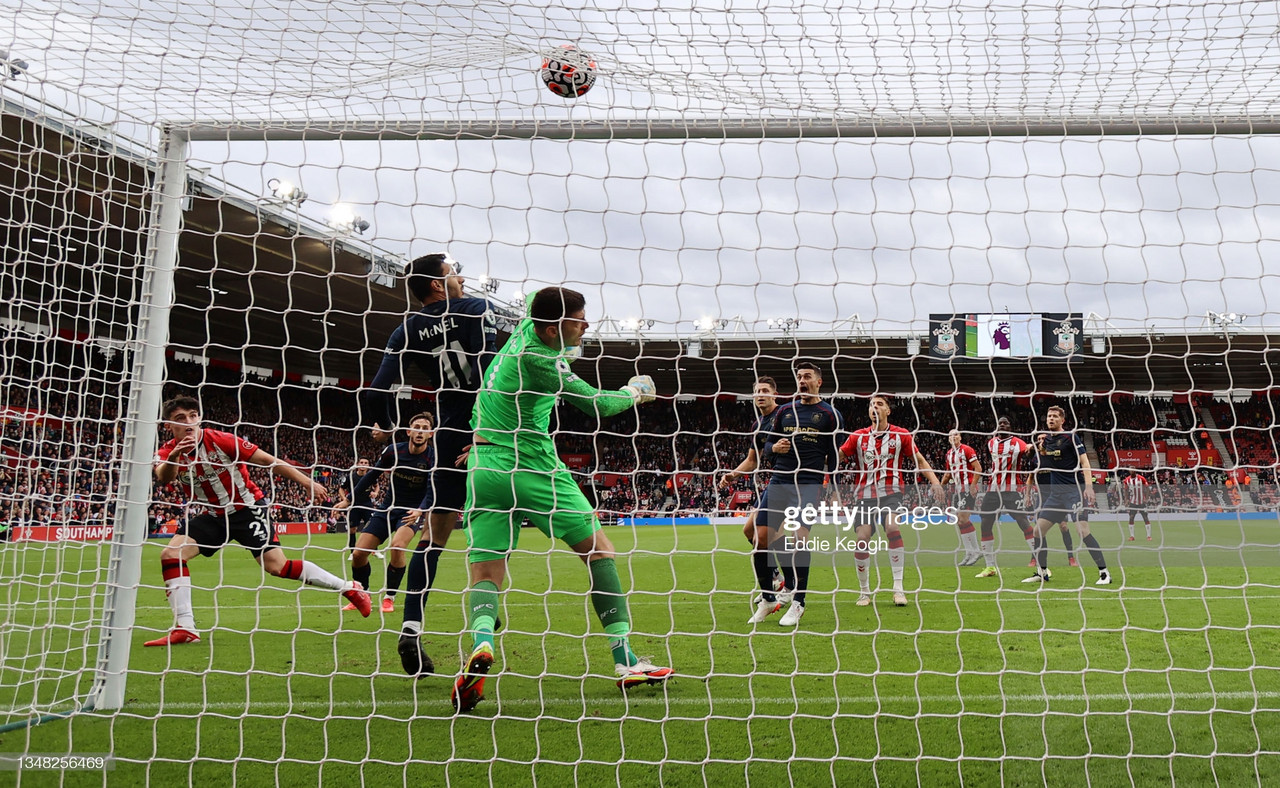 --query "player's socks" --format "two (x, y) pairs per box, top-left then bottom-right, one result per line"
(608, 631), (639, 668)
(1018, 518), (1036, 552)
(1034, 535), (1049, 570)
(281, 559), (348, 590)
(1060, 529), (1074, 561)
(980, 534), (996, 567)
(792, 558), (811, 606)
(403, 540), (445, 629)
(752, 551), (777, 603)
(161, 558), (196, 631)
(467, 580), (500, 651)
(1145, 517), (1152, 539)
(588, 558), (639, 667)
(959, 523), (979, 555)
(769, 533), (797, 591)
(384, 564), (406, 598)
(888, 533), (905, 590)
(854, 551), (871, 593)
(347, 530), (358, 549)
(352, 562), (372, 595)
(1128, 519), (1136, 538)
(1081, 534), (1107, 570)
